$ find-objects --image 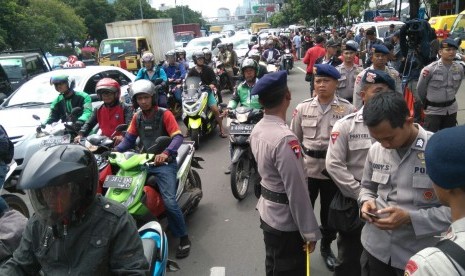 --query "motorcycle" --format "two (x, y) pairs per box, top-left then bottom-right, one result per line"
(104, 136), (203, 223)
(227, 106), (263, 200)
(266, 58), (281, 73)
(166, 80), (183, 119)
(282, 48), (294, 74)
(182, 76), (218, 150)
(1, 160), (30, 218)
(139, 221), (180, 275)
